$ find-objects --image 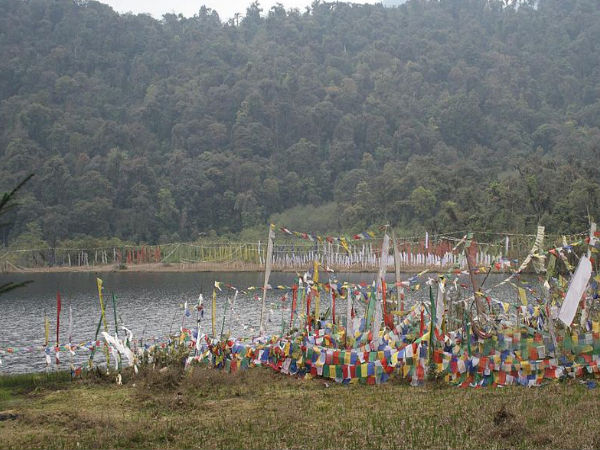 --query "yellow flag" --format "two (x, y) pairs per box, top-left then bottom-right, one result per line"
(96, 278), (107, 327)
(96, 277), (103, 300)
(518, 287), (527, 306)
(344, 352), (351, 365)
(96, 277), (110, 367)
(44, 313), (49, 346)
(340, 237), (350, 254)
